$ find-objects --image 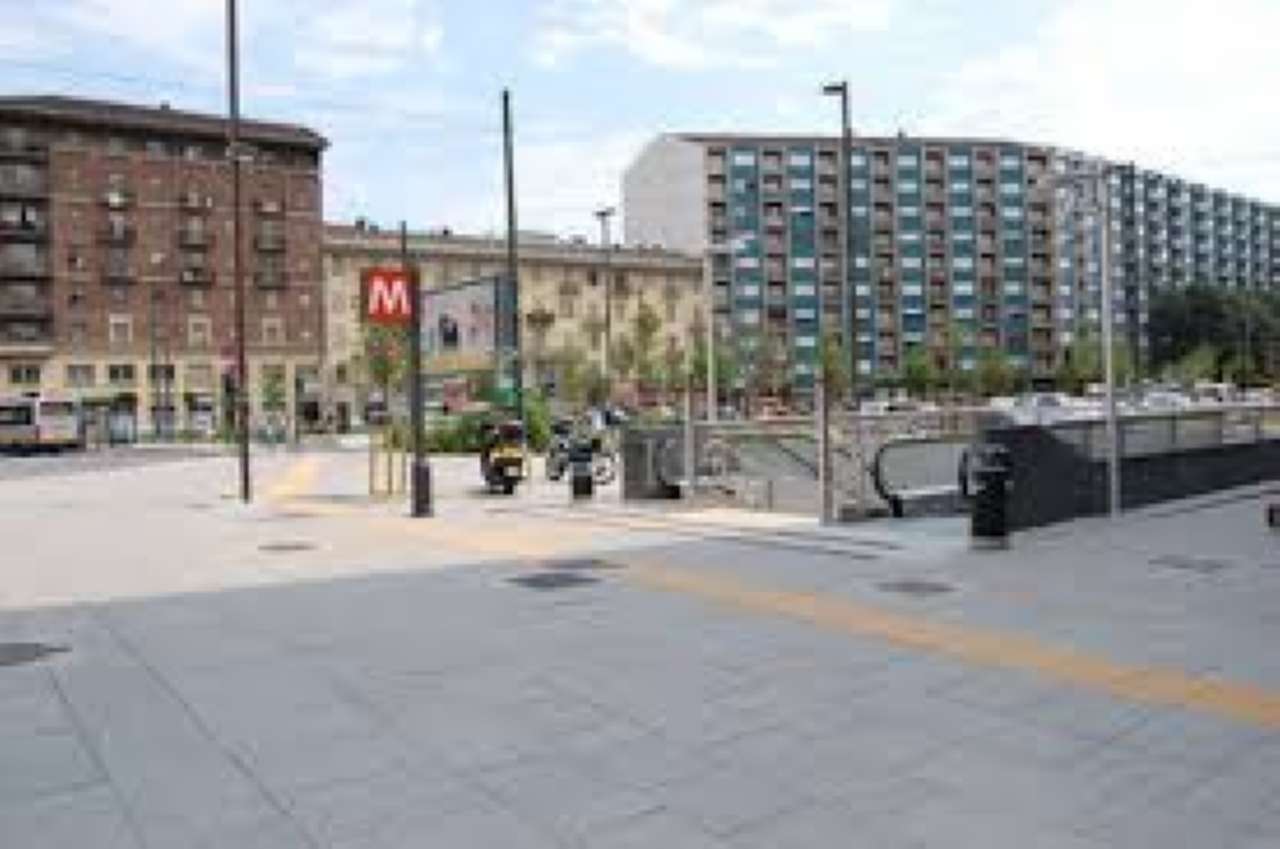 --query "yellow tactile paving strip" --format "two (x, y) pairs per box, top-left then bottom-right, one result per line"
(624, 562), (1280, 730)
(263, 455), (322, 504)
(265, 456), (1280, 730)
